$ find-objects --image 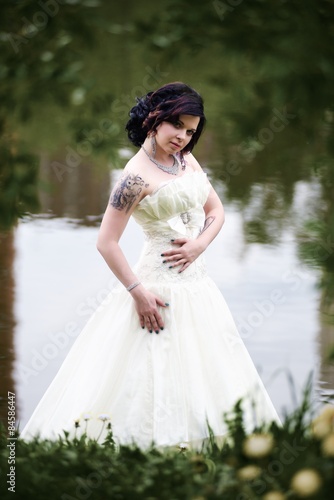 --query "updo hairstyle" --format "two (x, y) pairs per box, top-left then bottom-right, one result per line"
(125, 82), (206, 154)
